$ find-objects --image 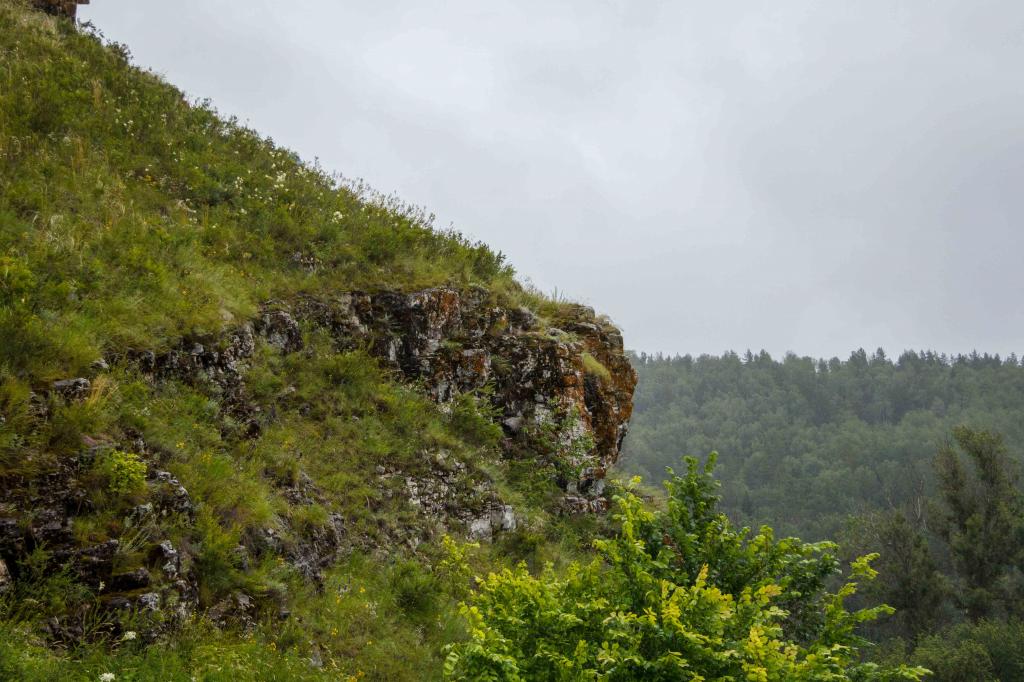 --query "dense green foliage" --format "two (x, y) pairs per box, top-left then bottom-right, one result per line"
(627, 350), (1024, 679)
(933, 427), (1023, 621)
(855, 428), (1024, 673)
(907, 620), (1024, 682)
(445, 456), (925, 681)
(626, 349), (1024, 540)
